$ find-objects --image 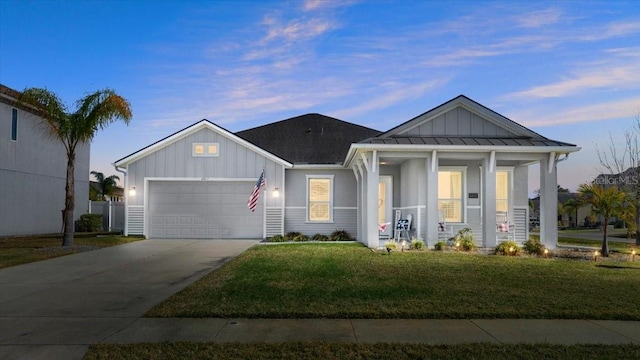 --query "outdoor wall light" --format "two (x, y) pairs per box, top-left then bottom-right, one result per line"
(129, 186), (136, 196)
(272, 187), (280, 198)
